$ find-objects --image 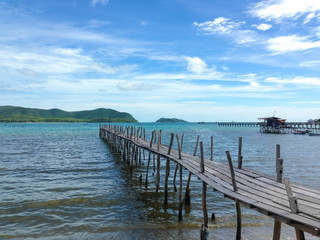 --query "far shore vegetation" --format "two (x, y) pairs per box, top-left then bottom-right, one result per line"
(0, 106), (137, 123)
(156, 117), (188, 123)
